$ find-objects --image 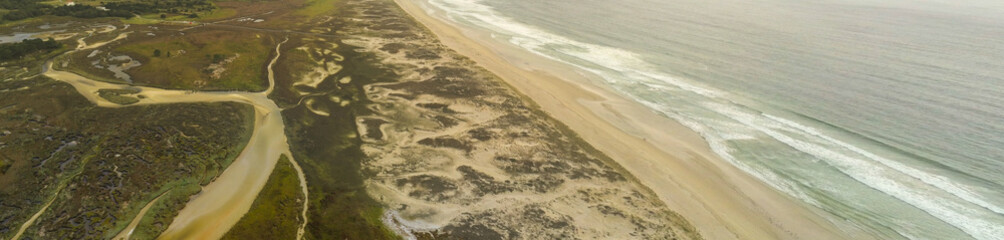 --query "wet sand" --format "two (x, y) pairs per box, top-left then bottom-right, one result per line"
(394, 0), (851, 239)
(40, 33), (305, 240)
(149, 38), (297, 240)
